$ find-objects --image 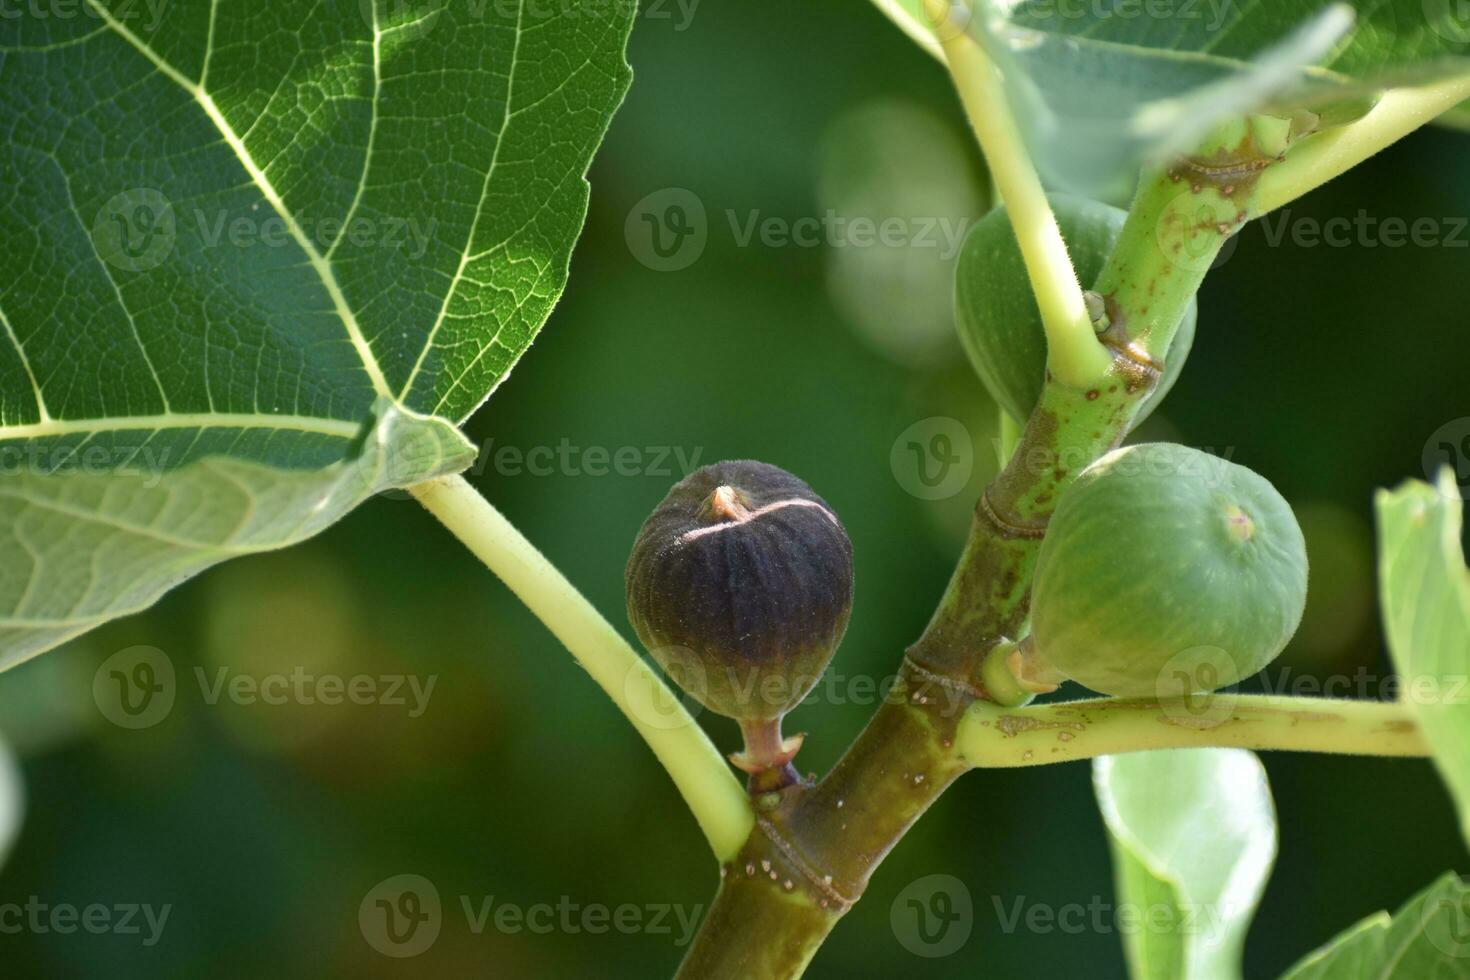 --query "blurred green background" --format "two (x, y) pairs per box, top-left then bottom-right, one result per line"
(2, 1), (1468, 976)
